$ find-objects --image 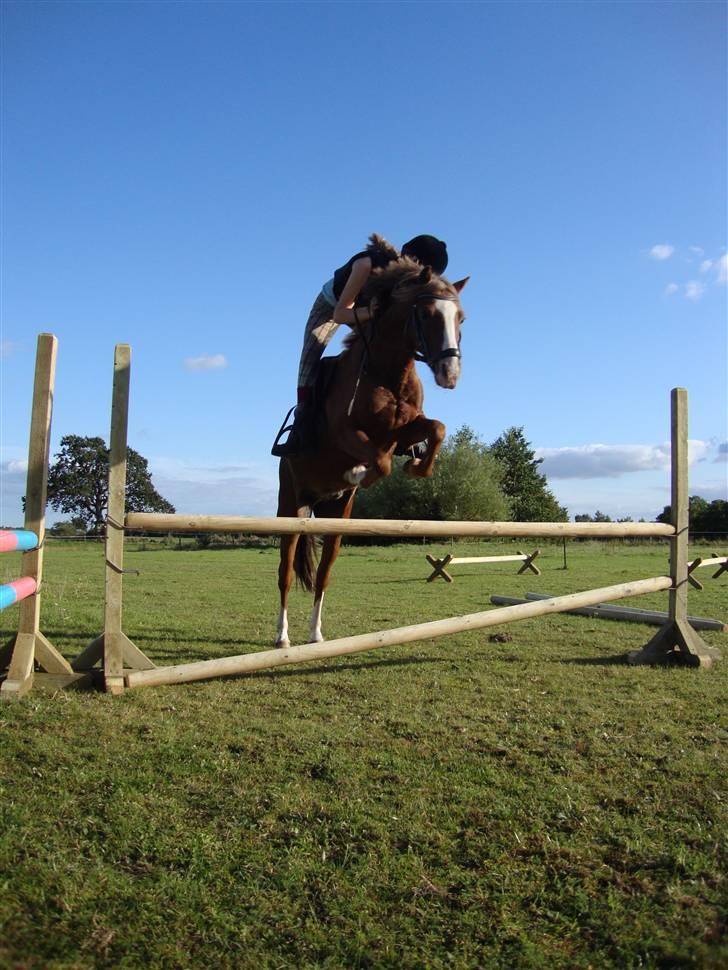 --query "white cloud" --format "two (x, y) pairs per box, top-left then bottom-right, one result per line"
(650, 244), (674, 261)
(689, 246), (705, 259)
(148, 457), (278, 515)
(699, 259), (713, 274)
(0, 341), (19, 359)
(183, 354), (227, 371)
(664, 283), (679, 296)
(536, 440), (711, 480)
(717, 253), (728, 285)
(685, 280), (705, 301)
